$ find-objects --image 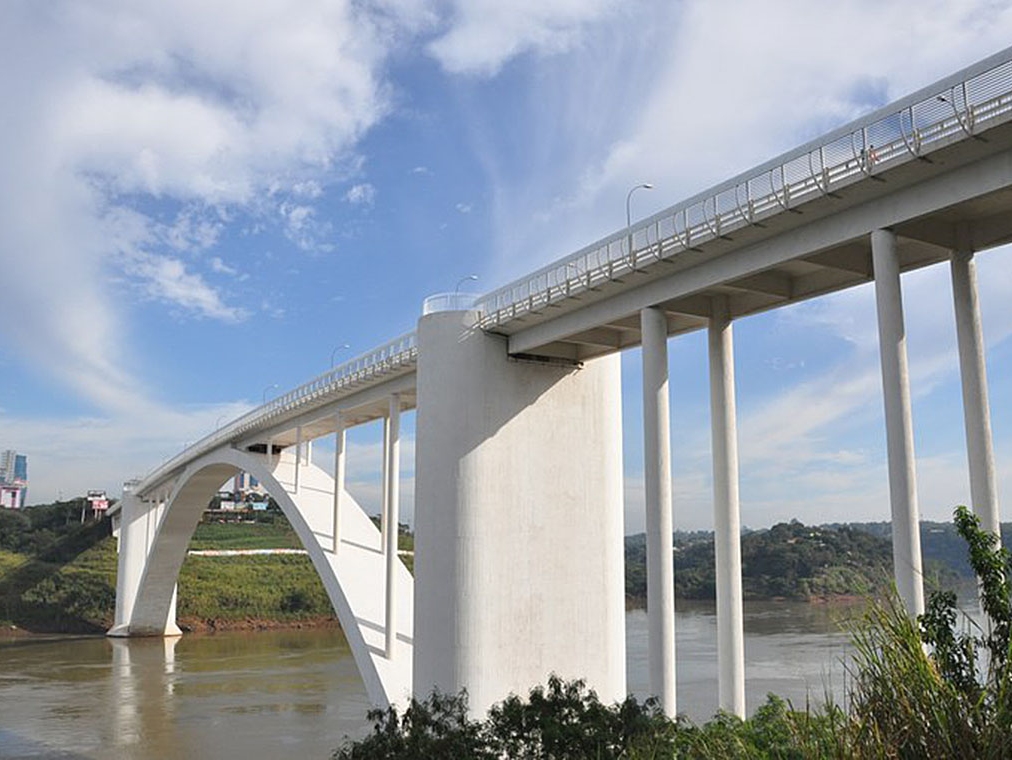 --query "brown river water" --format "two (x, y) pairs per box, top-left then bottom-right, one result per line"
(0, 602), (859, 759)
